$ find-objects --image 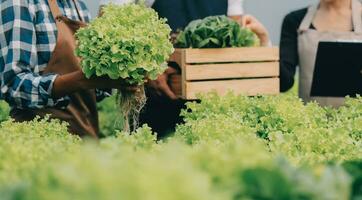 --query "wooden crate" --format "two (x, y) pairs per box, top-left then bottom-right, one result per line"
(169, 47), (280, 100)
